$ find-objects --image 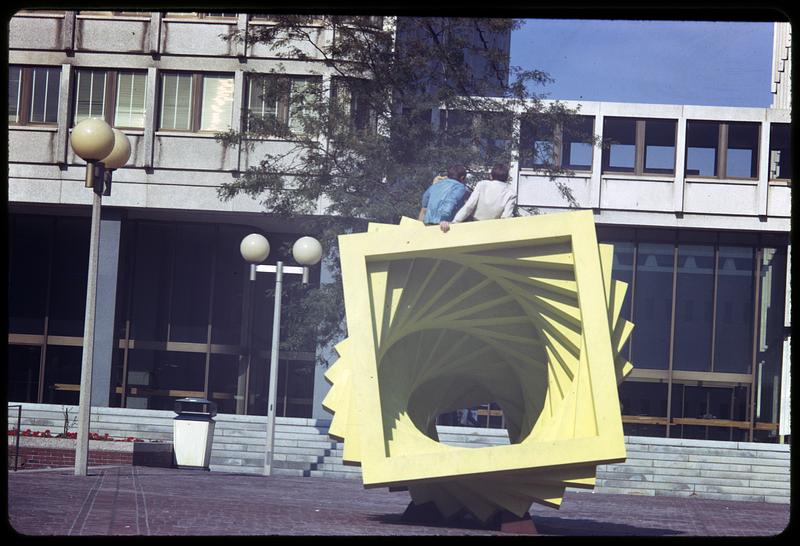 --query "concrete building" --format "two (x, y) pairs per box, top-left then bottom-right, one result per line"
(8, 11), (791, 453)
